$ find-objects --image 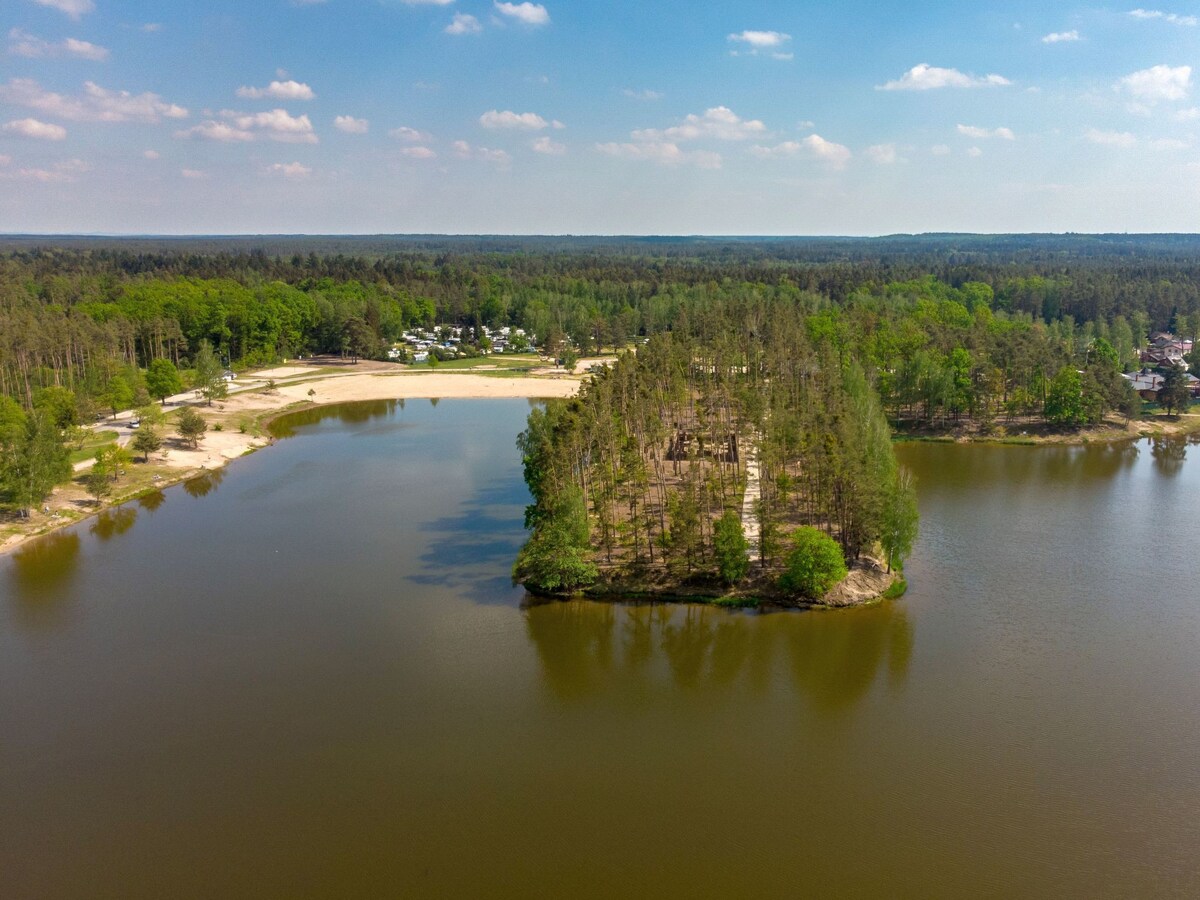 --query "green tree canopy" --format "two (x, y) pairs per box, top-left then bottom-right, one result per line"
(778, 526), (848, 599)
